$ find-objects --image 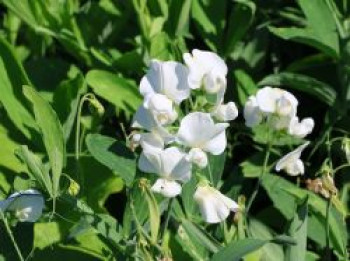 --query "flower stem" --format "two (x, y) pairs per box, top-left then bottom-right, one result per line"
(245, 142), (272, 216)
(161, 198), (174, 242)
(0, 211), (24, 261)
(325, 196), (332, 260)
